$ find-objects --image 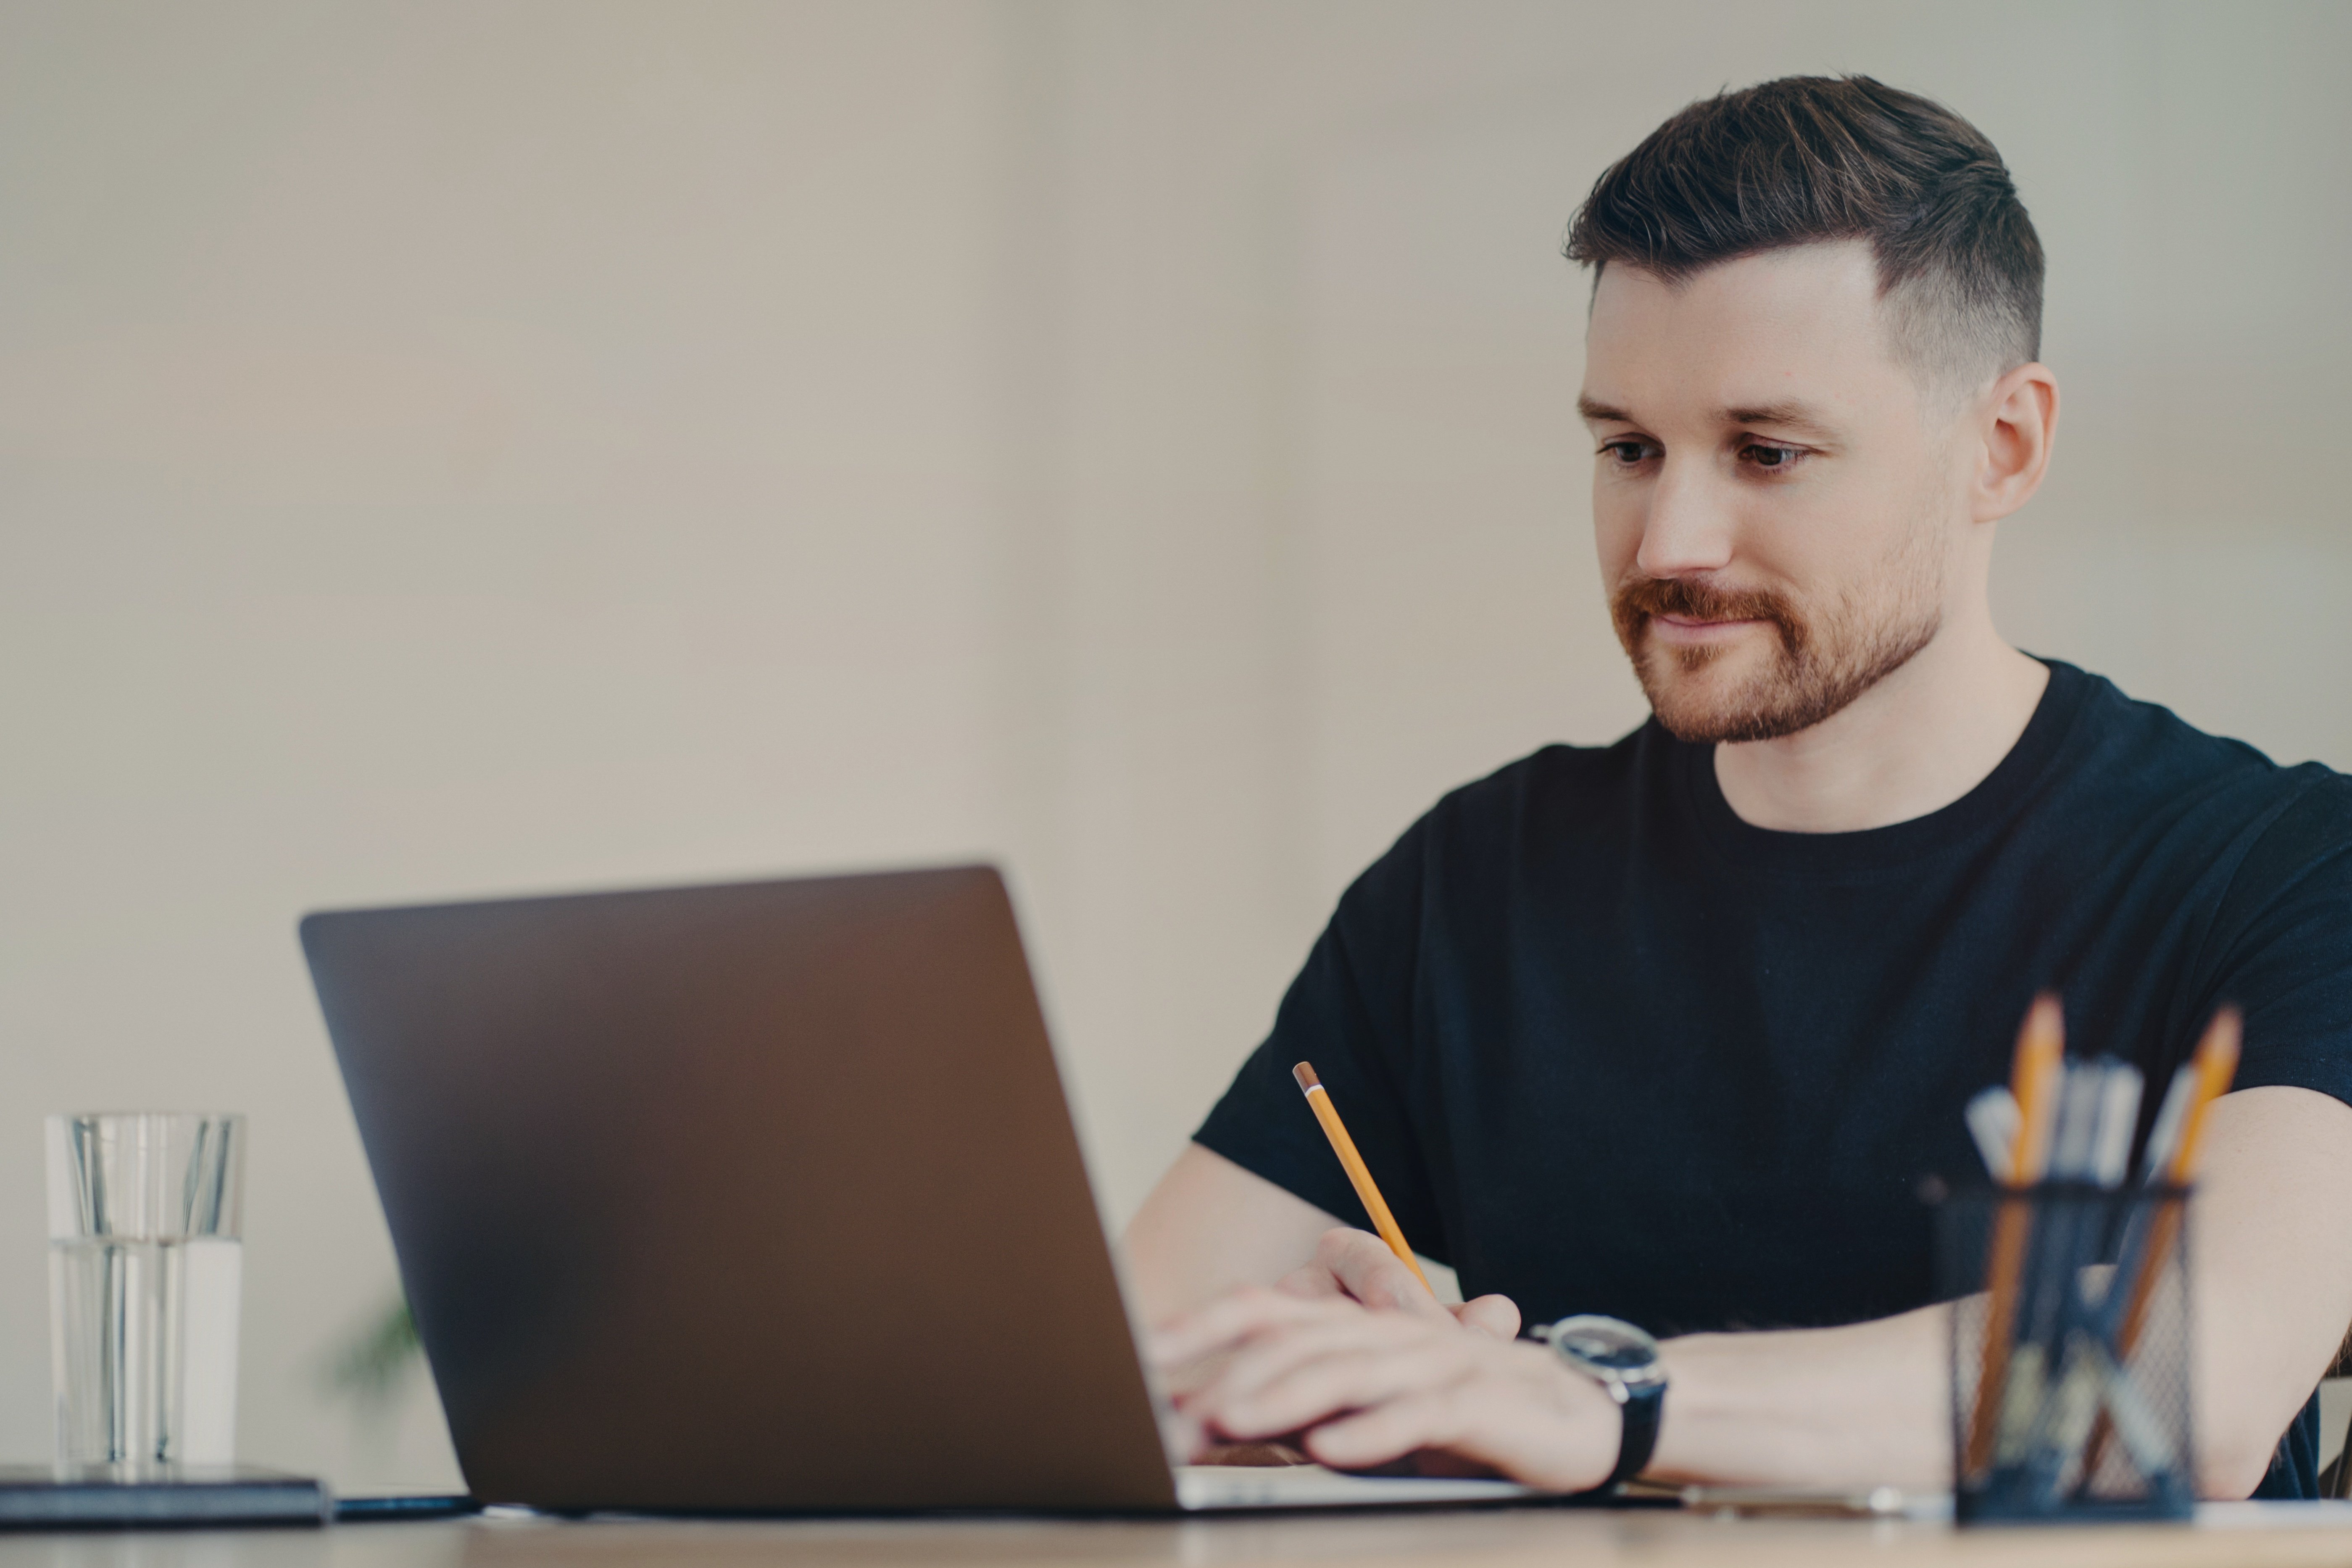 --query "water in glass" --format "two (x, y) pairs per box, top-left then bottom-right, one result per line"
(45, 1113), (245, 1470)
